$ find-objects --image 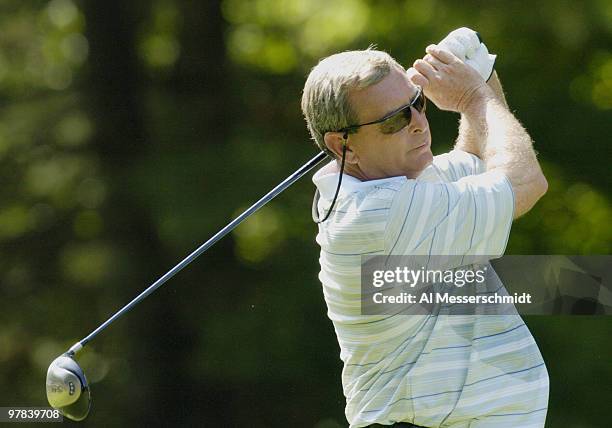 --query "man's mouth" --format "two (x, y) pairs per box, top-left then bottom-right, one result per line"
(411, 138), (430, 151)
